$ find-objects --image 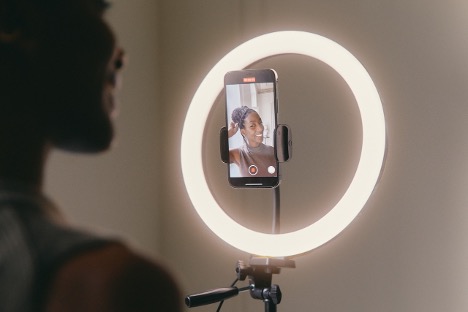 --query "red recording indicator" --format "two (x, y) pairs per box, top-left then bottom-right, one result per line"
(243, 77), (256, 83)
(248, 165), (258, 175)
